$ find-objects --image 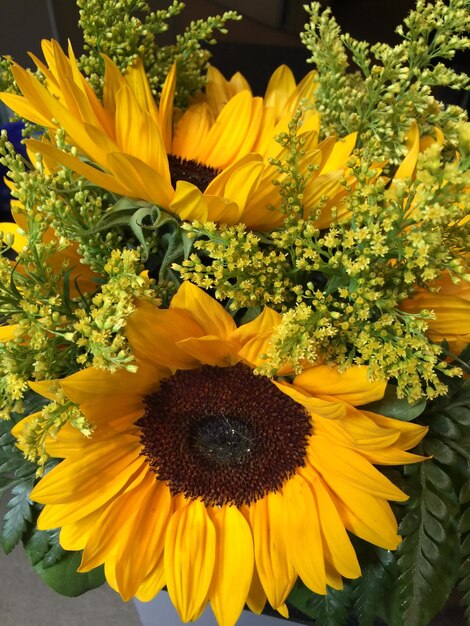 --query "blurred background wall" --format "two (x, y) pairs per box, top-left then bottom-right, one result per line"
(0, 1), (415, 85)
(0, 0), (468, 105)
